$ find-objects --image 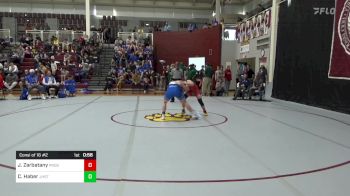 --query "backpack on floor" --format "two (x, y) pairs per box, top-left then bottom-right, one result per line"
(58, 89), (66, 98)
(19, 88), (28, 100)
